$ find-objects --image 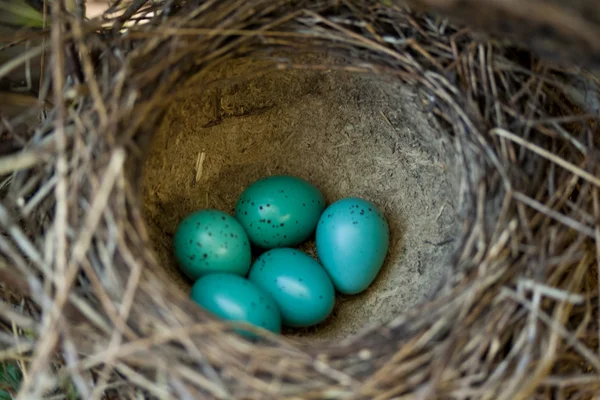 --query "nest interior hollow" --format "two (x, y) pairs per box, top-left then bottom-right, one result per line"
(141, 54), (461, 340)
